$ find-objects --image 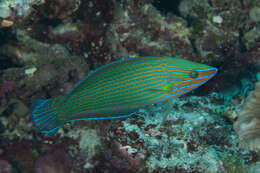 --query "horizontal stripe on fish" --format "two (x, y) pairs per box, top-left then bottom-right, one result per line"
(73, 63), (165, 92)
(67, 76), (168, 105)
(78, 59), (162, 89)
(150, 79), (208, 101)
(61, 65), (168, 99)
(197, 69), (218, 76)
(73, 81), (162, 106)
(31, 56), (218, 135)
(81, 74), (214, 111)
(152, 73), (217, 102)
(66, 93), (161, 117)
(66, 83), (163, 111)
(35, 76), (212, 116)
(71, 65), (165, 91)
(69, 59), (205, 99)
(58, 81), (166, 115)
(72, 70), (167, 100)
(69, 66), (198, 102)
(68, 112), (137, 121)
(152, 81), (209, 102)
(175, 75), (215, 89)
(63, 80), (164, 108)
(166, 68), (198, 73)
(154, 88), (194, 102)
(85, 79), (165, 102)
(35, 76), (212, 115)
(161, 58), (201, 68)
(62, 73), (216, 114)
(79, 57), (159, 80)
(71, 72), (193, 103)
